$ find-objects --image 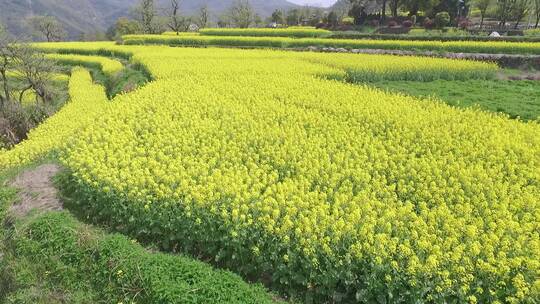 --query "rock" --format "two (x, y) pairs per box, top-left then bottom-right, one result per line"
(307, 46), (318, 52)
(489, 31), (501, 37)
(336, 48), (348, 53)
